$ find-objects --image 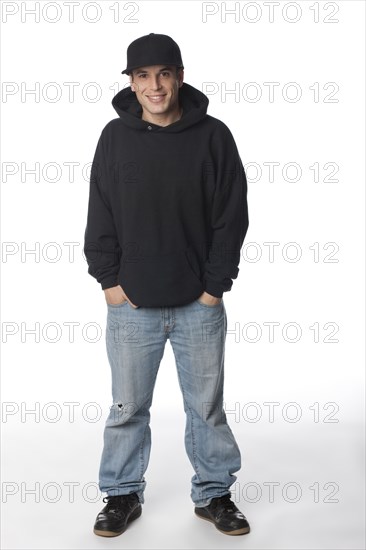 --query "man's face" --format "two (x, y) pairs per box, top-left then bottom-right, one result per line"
(129, 65), (184, 119)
